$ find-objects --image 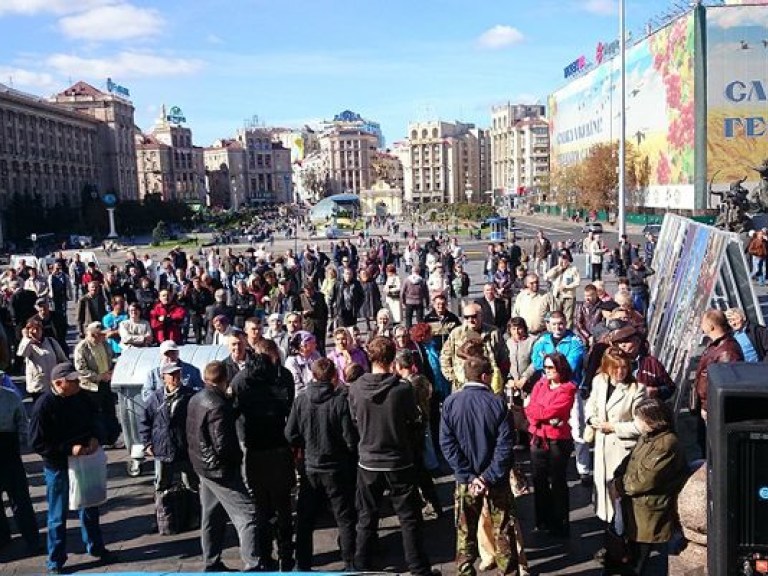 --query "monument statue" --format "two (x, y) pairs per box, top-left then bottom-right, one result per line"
(749, 158), (768, 212)
(710, 174), (751, 233)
